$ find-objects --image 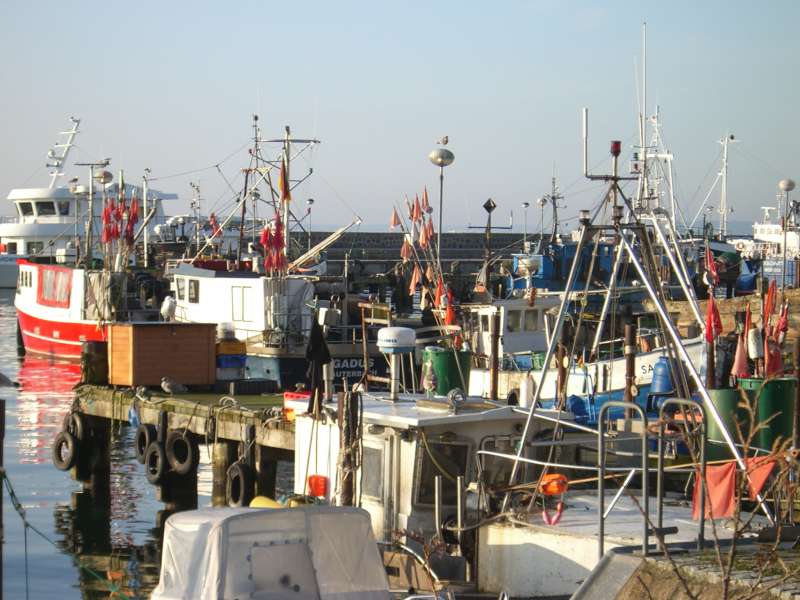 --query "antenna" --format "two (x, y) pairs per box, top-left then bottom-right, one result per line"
(47, 117), (81, 189)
